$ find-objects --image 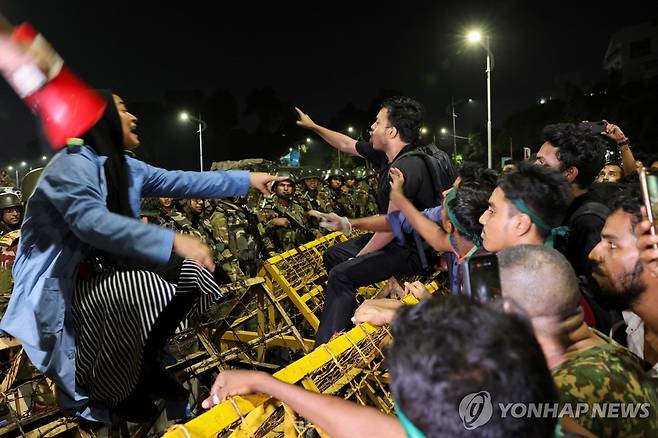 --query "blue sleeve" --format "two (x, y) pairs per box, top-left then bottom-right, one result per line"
(385, 206), (443, 246)
(129, 158), (250, 199)
(41, 153), (174, 264)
